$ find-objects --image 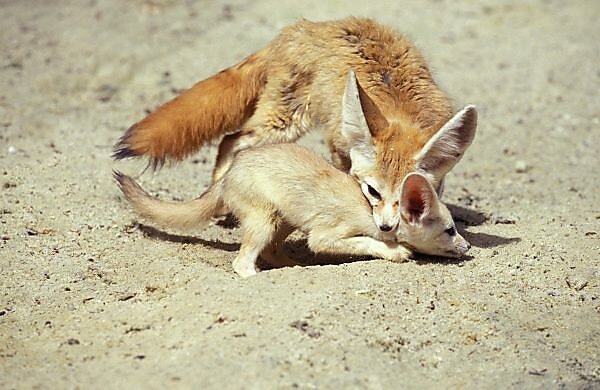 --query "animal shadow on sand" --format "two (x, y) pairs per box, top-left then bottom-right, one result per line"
(135, 223), (240, 252)
(447, 204), (521, 246)
(132, 203), (520, 272)
(134, 222), (366, 270)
